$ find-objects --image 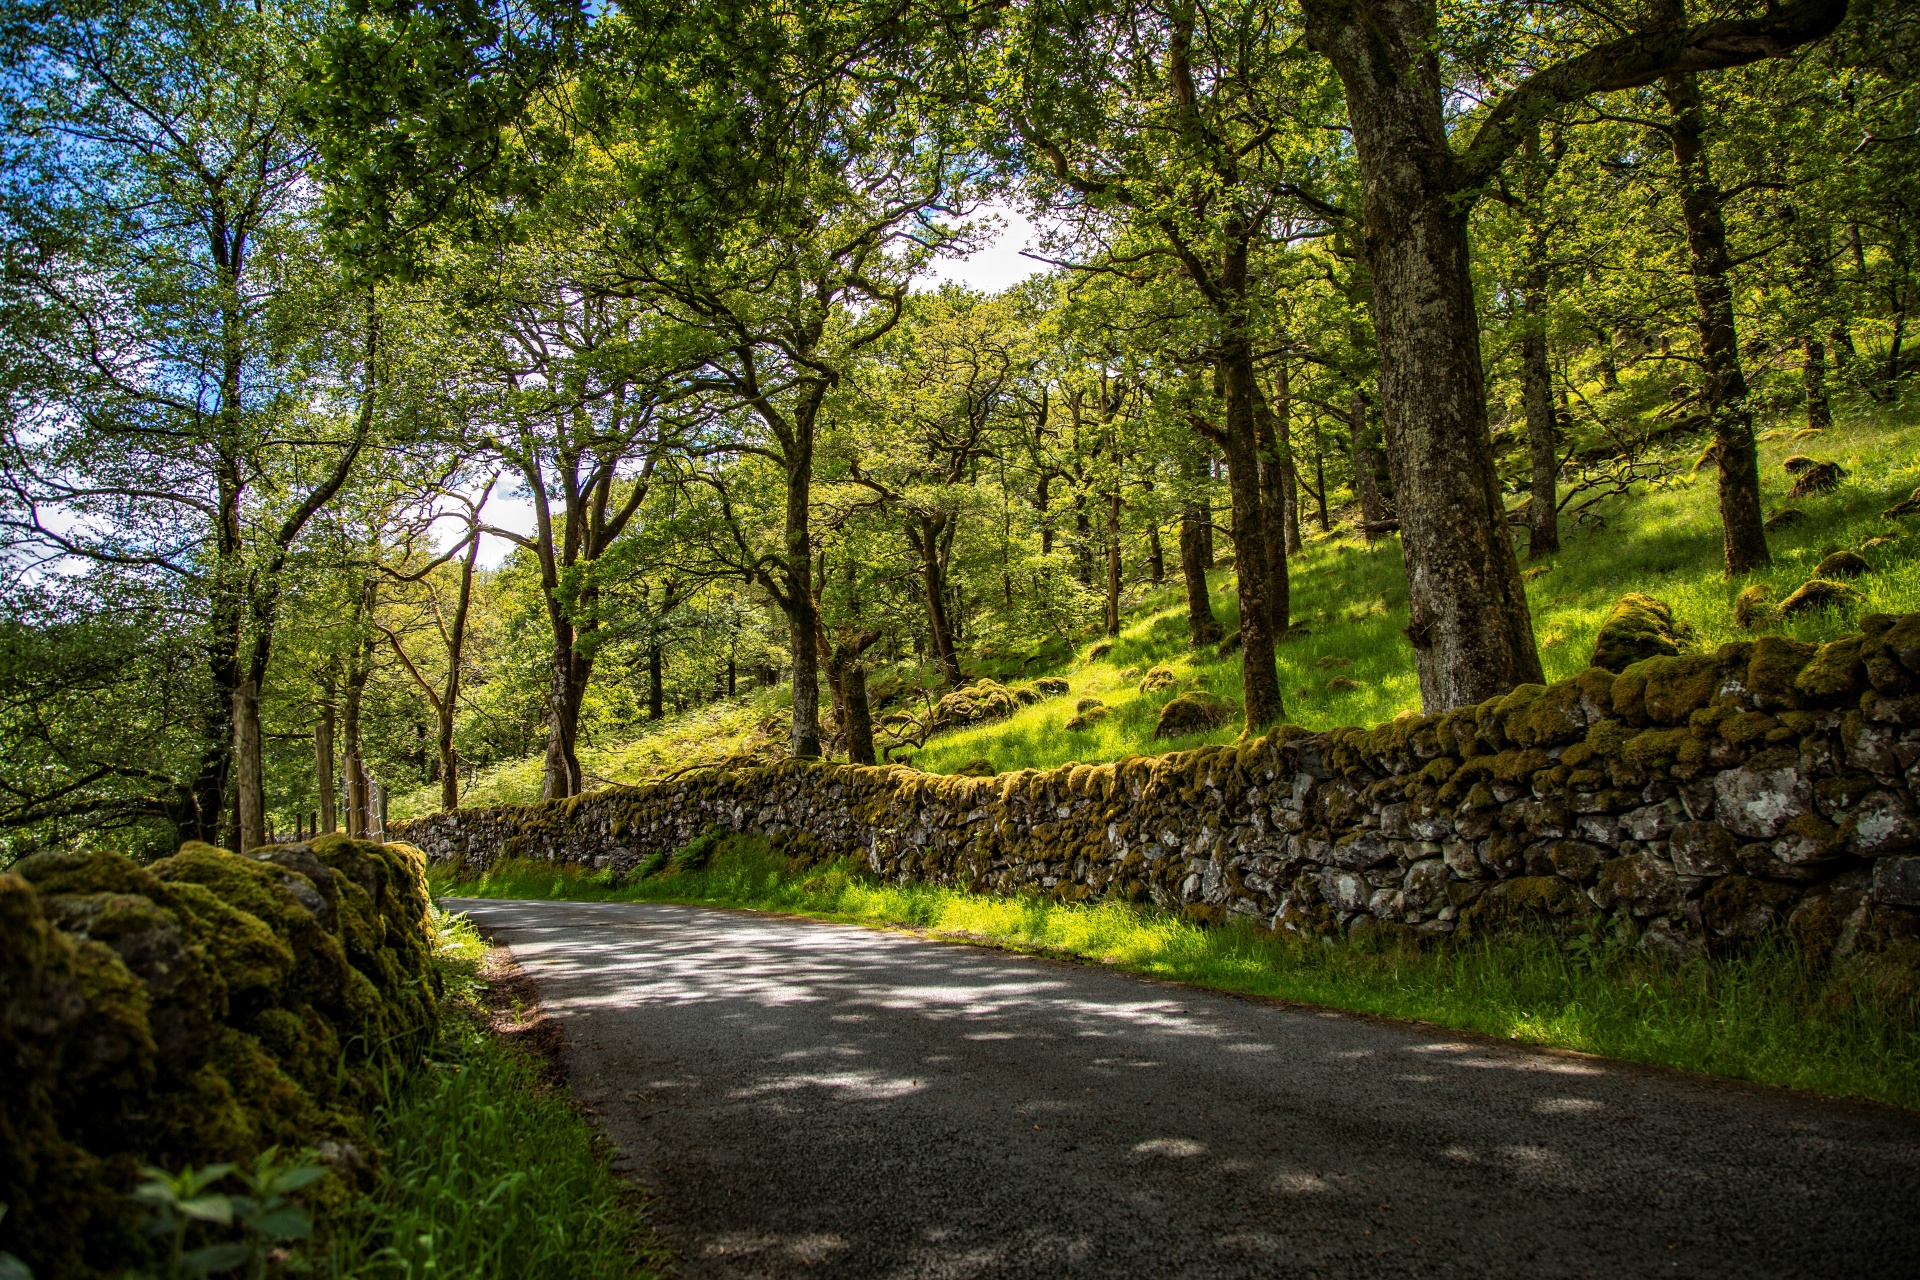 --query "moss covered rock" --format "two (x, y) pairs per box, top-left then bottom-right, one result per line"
(1590, 593), (1692, 673)
(1153, 691), (1235, 740)
(1777, 579), (1860, 618)
(0, 838), (435, 1277)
